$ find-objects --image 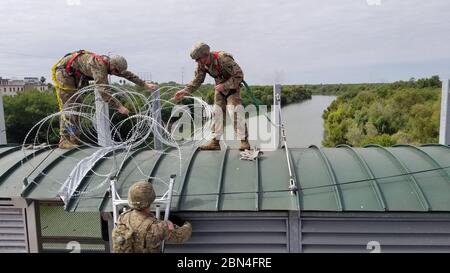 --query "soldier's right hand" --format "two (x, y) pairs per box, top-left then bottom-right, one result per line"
(117, 105), (130, 115)
(173, 89), (188, 101)
(145, 83), (158, 92)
